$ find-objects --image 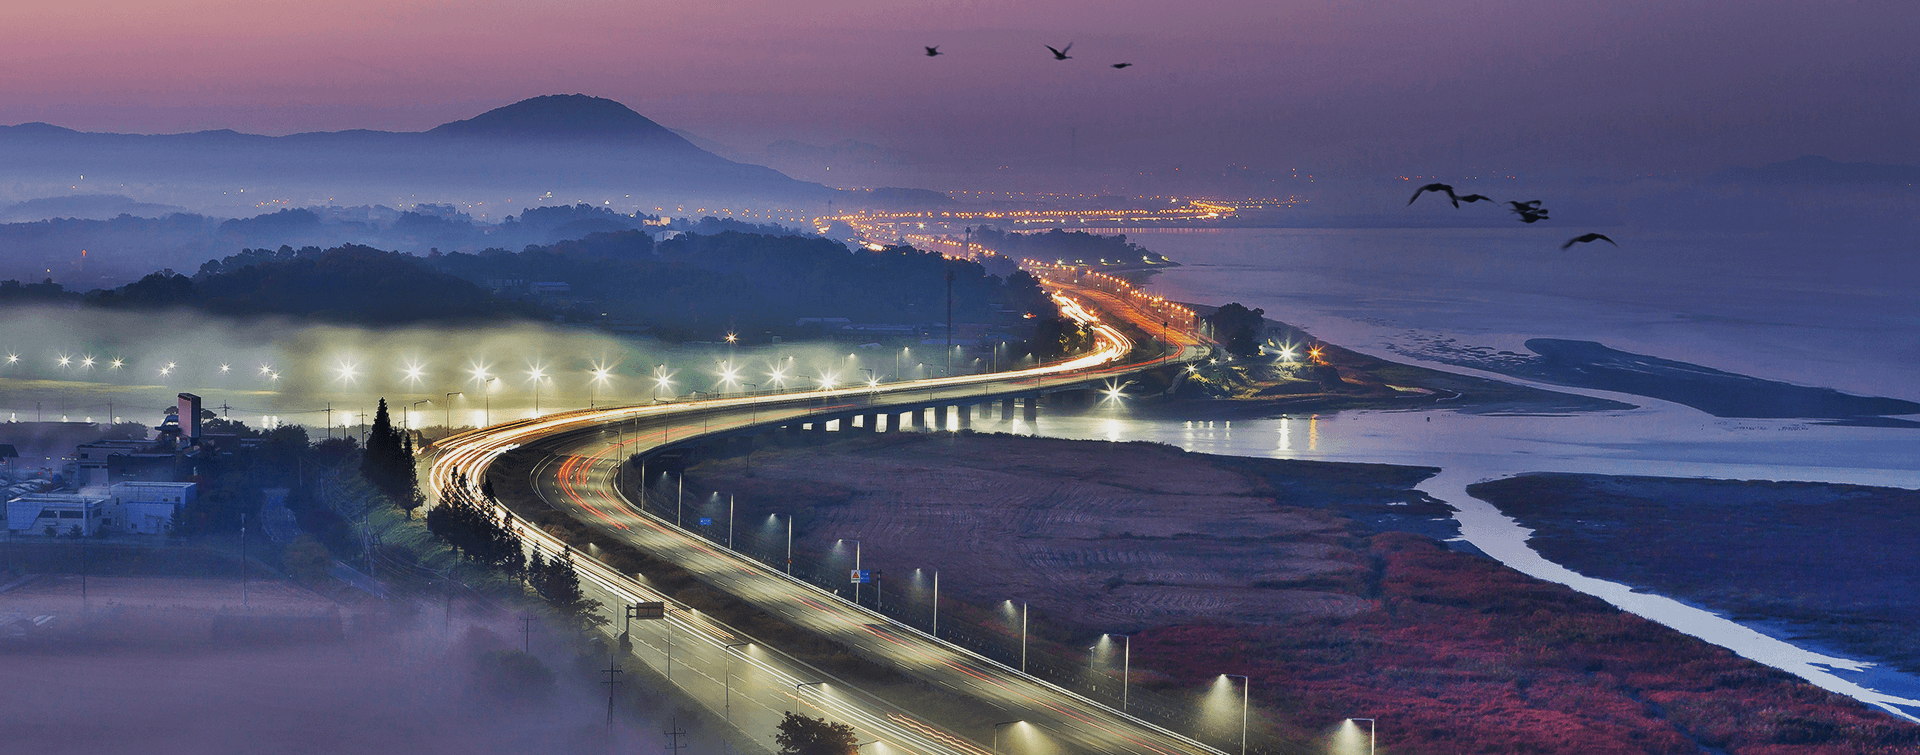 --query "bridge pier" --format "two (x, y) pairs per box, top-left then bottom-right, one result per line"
(1001, 398), (1015, 420)
(911, 407), (927, 430)
(1023, 397), (1038, 422)
(956, 405), (970, 430)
